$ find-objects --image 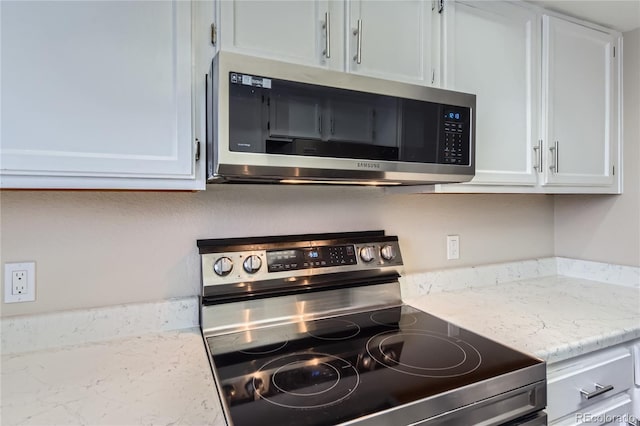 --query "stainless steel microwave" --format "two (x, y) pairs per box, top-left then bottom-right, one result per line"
(207, 52), (476, 186)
